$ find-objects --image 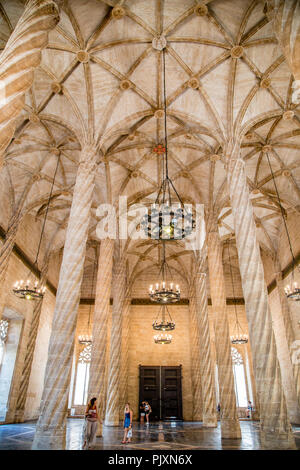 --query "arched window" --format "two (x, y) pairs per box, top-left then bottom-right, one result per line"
(231, 347), (248, 407)
(0, 320), (9, 366)
(74, 345), (91, 406)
